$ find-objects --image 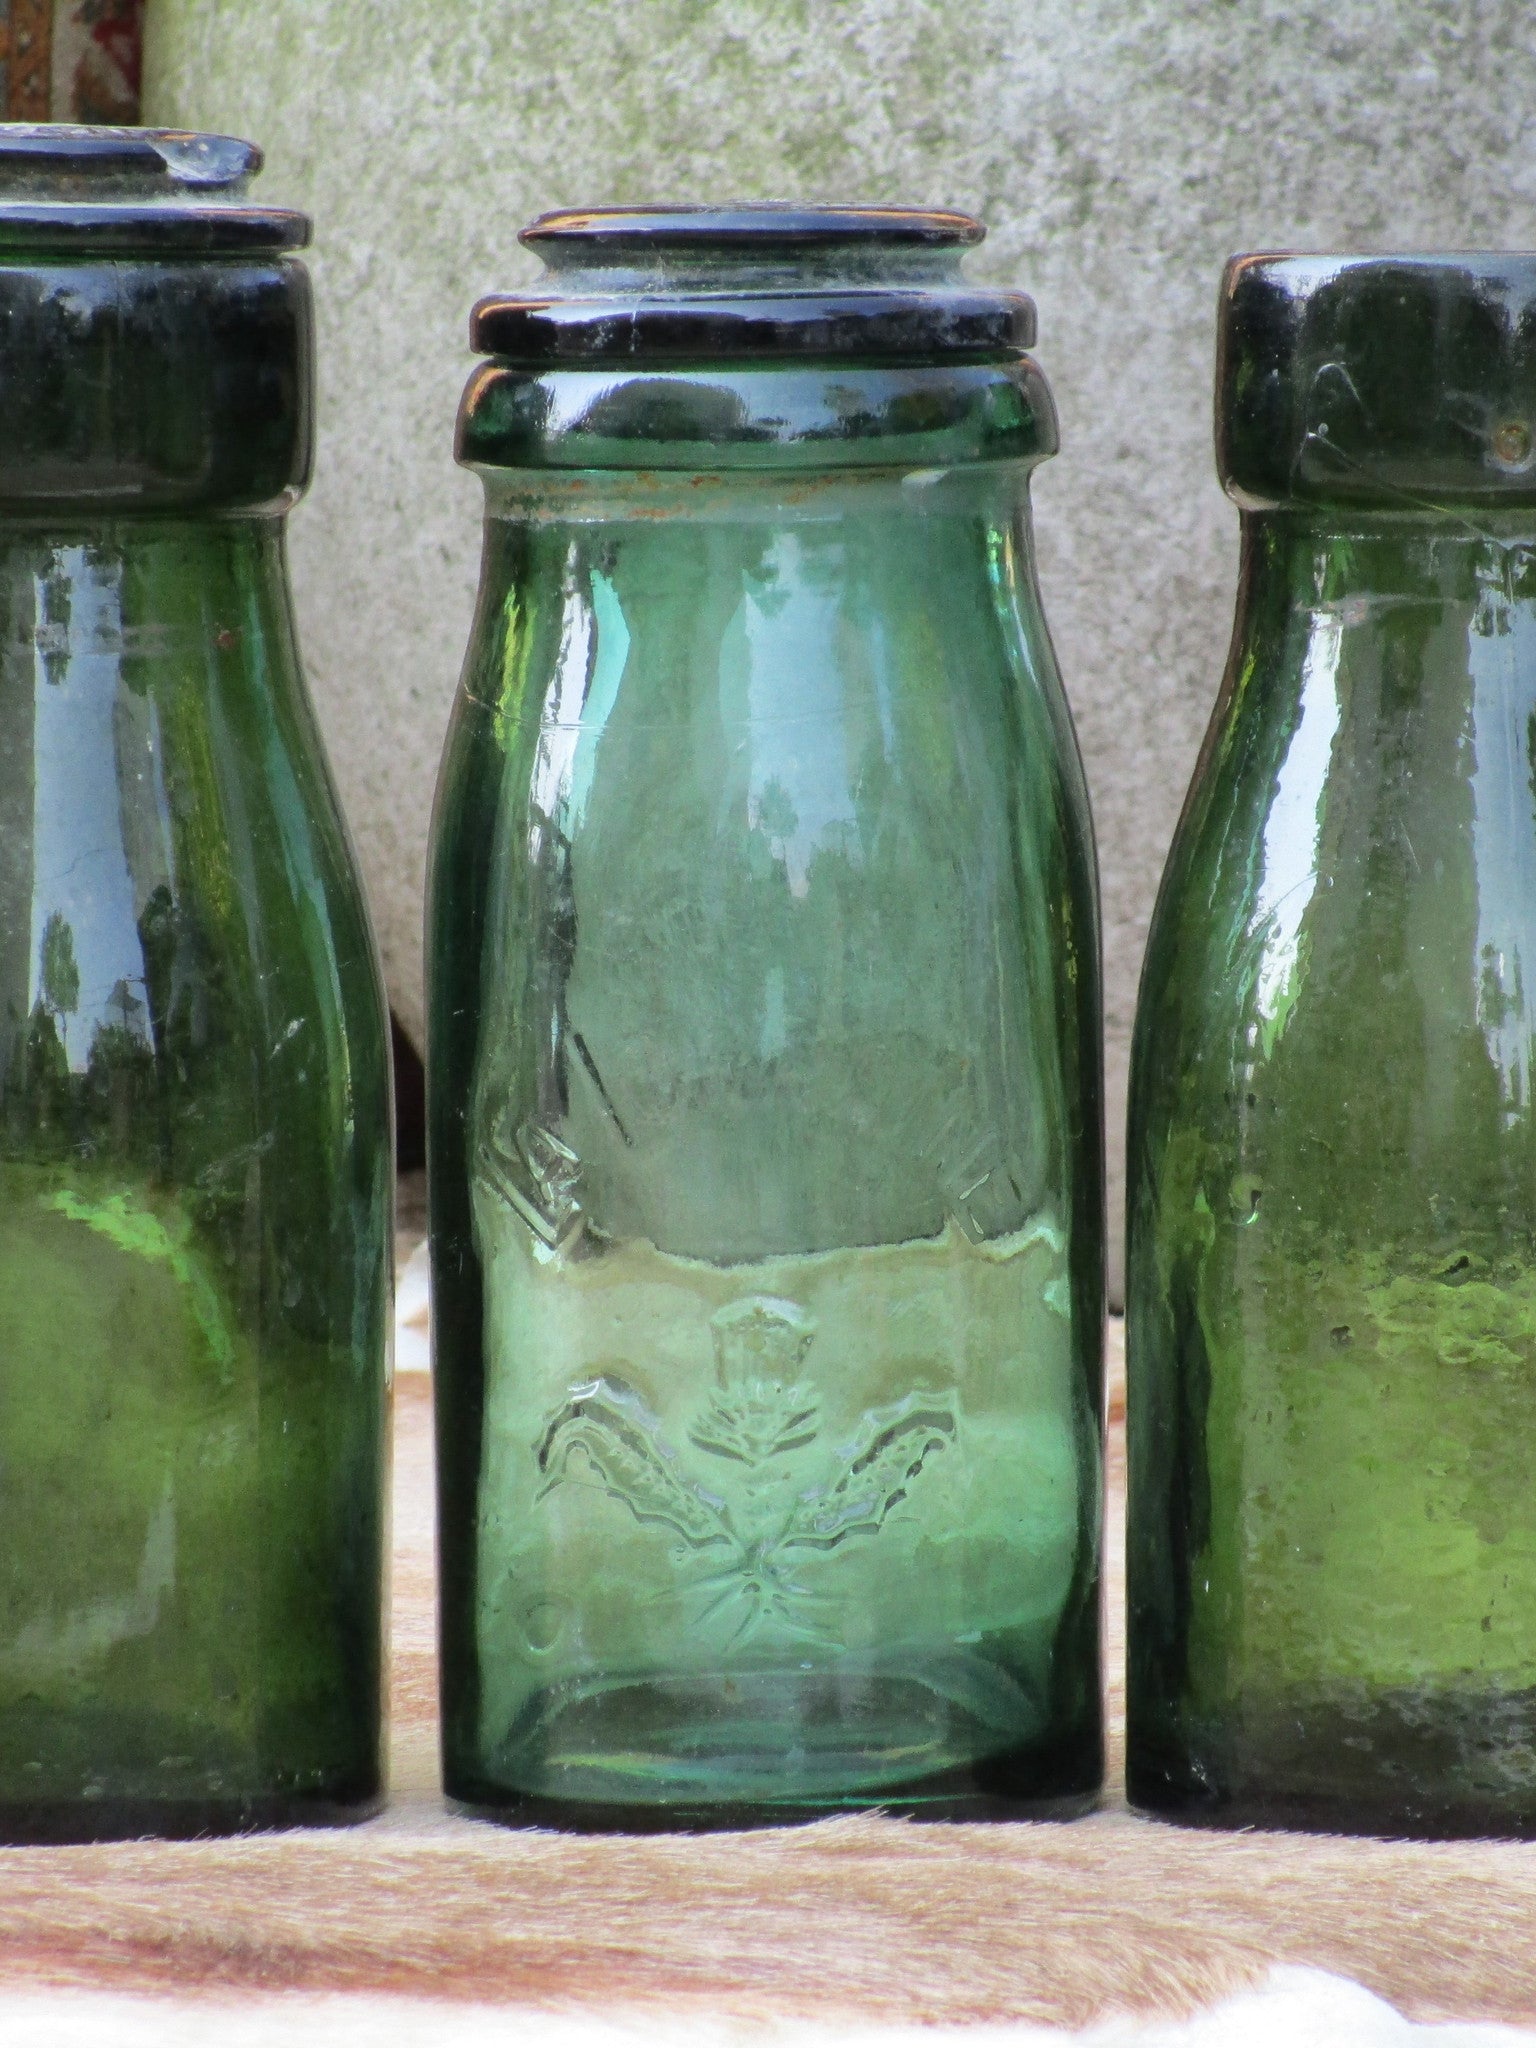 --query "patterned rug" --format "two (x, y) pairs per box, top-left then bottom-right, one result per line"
(1, 0), (142, 123)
